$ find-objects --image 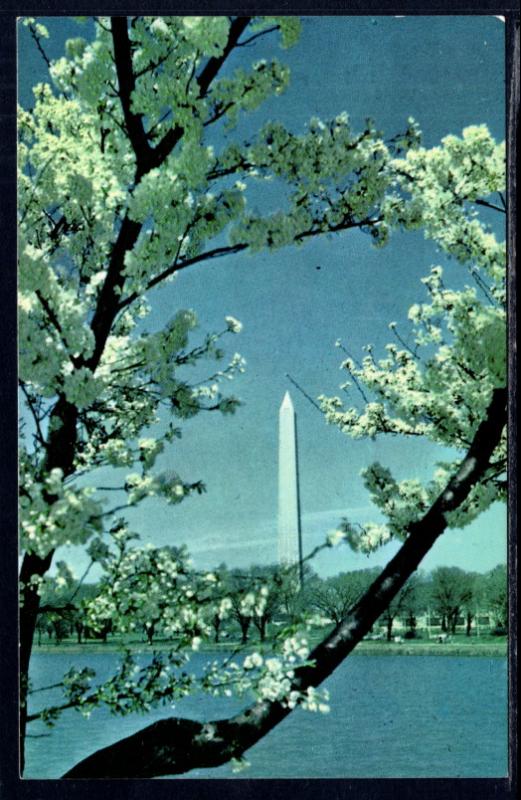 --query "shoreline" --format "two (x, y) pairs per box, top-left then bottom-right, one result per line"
(33, 639), (508, 658)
